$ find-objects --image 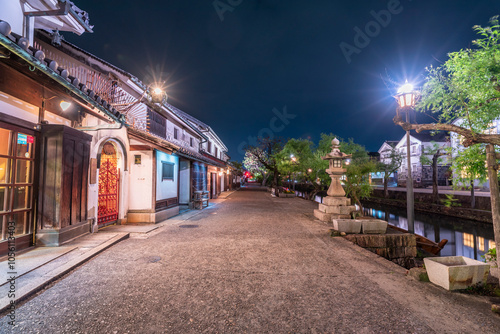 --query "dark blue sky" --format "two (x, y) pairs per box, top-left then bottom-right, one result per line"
(66, 0), (500, 160)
